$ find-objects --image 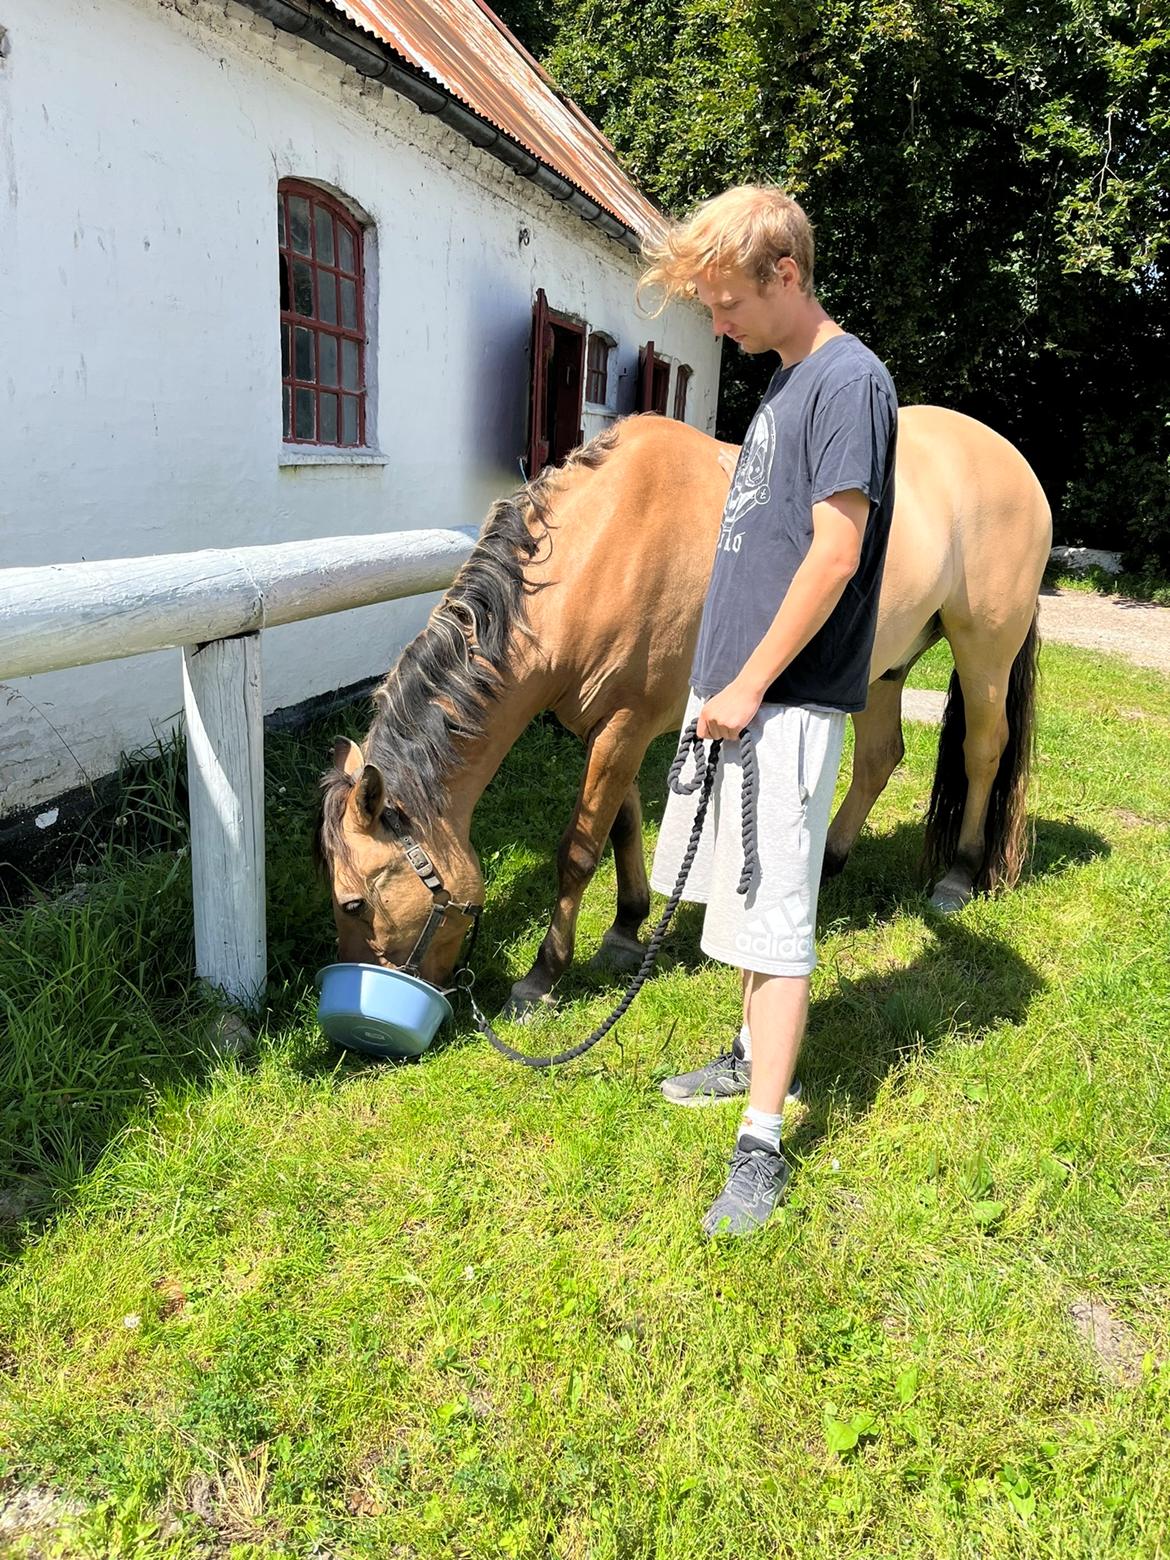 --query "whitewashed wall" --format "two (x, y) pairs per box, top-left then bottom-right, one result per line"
(0, 0), (720, 815)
